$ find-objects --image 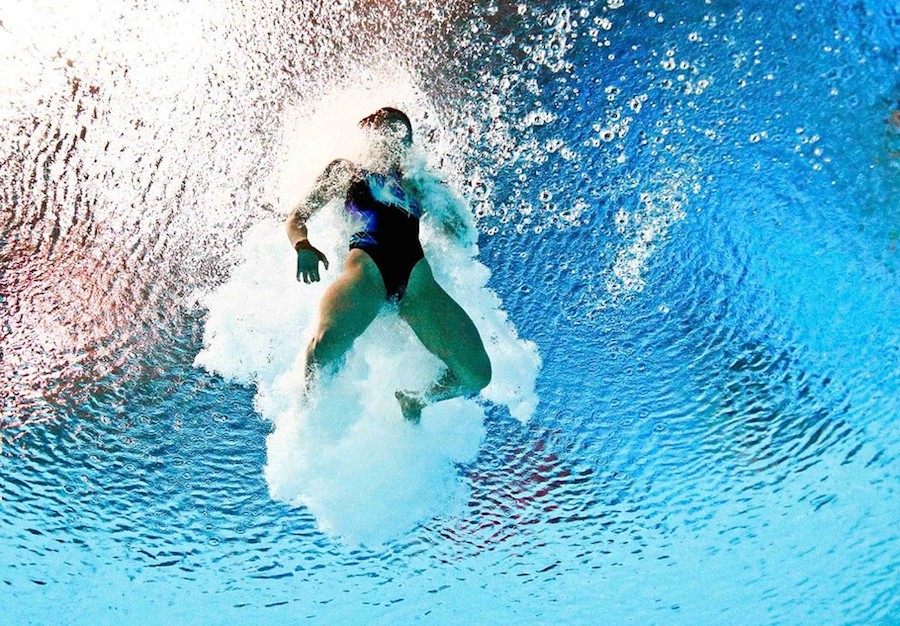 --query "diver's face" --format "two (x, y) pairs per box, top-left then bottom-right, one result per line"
(360, 116), (411, 168)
